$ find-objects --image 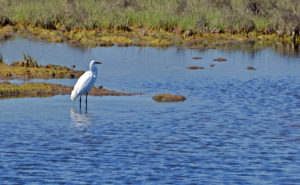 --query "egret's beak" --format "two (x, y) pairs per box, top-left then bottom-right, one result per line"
(95, 61), (102, 64)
